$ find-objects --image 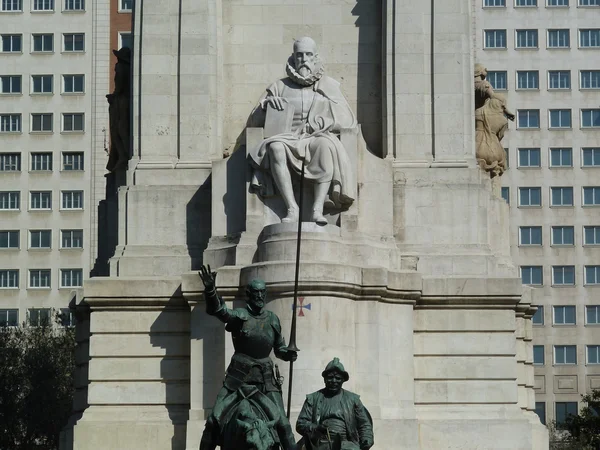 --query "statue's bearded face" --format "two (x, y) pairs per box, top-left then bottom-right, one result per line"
(246, 285), (266, 313)
(294, 42), (317, 78)
(323, 371), (344, 395)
